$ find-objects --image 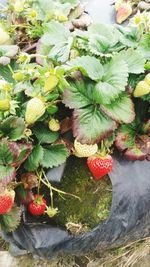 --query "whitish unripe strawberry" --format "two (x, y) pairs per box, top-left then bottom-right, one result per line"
(48, 119), (60, 132)
(134, 81), (150, 97)
(0, 99), (10, 111)
(14, 1), (24, 12)
(74, 139), (98, 158)
(144, 73), (150, 86)
(0, 26), (11, 45)
(25, 97), (46, 125)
